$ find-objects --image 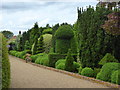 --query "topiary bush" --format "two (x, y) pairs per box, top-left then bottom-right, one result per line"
(99, 53), (118, 65)
(65, 49), (74, 72)
(73, 62), (81, 73)
(55, 25), (74, 39)
(94, 68), (101, 78)
(111, 70), (120, 85)
(78, 66), (83, 75)
(55, 59), (66, 67)
(96, 63), (120, 82)
(56, 63), (65, 70)
(81, 67), (94, 77)
(55, 25), (75, 54)
(1, 33), (10, 88)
